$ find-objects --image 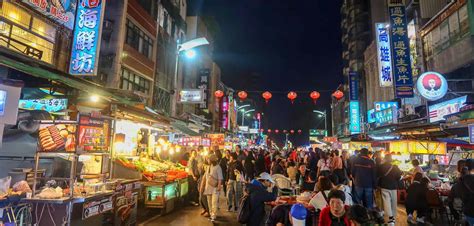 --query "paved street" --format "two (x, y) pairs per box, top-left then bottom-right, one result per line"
(140, 193), (240, 226)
